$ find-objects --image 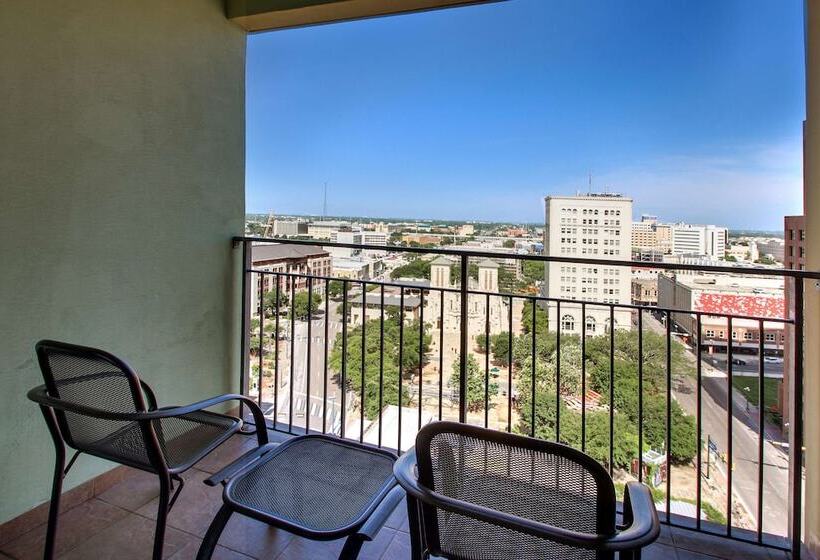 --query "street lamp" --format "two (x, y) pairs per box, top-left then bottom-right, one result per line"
(743, 386), (751, 412)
